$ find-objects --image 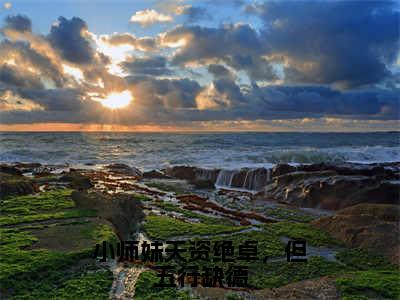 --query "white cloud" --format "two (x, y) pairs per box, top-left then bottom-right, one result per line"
(130, 9), (173, 26)
(3, 2), (11, 9)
